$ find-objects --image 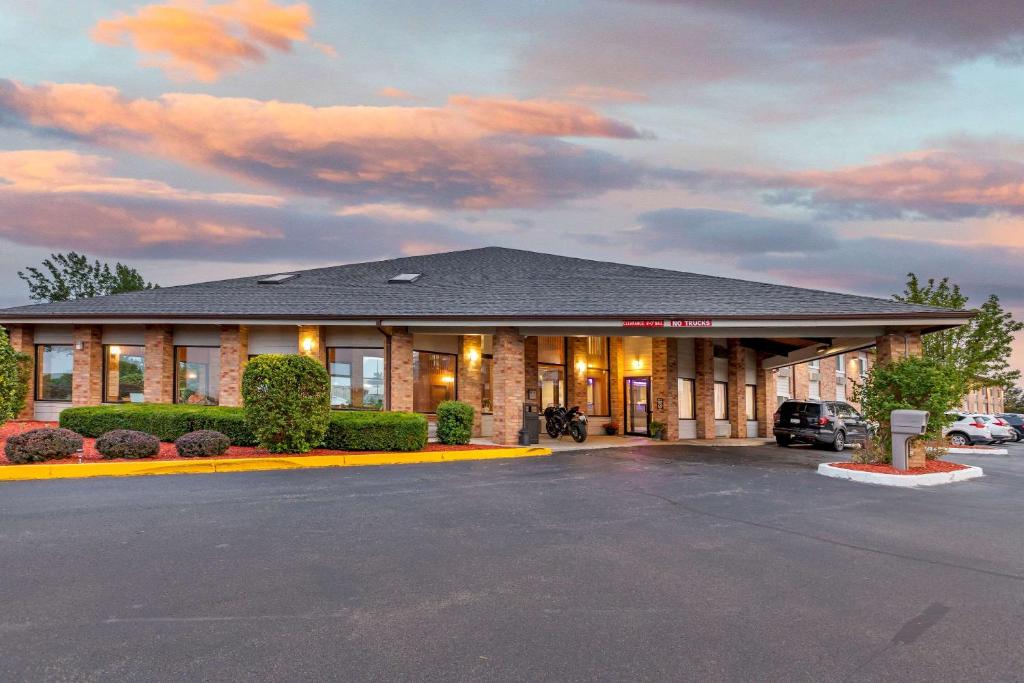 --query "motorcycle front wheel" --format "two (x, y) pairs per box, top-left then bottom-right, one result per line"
(546, 420), (561, 439)
(570, 421), (587, 443)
